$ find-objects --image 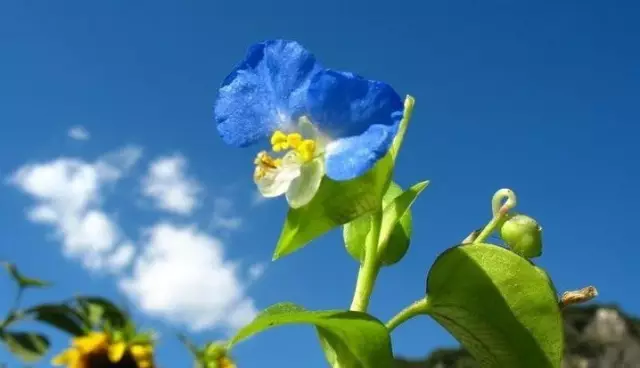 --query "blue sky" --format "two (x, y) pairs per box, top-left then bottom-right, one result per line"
(1, 0), (638, 367)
